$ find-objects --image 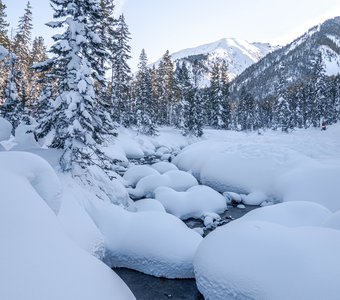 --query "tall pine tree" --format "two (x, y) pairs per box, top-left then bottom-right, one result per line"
(36, 0), (116, 172)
